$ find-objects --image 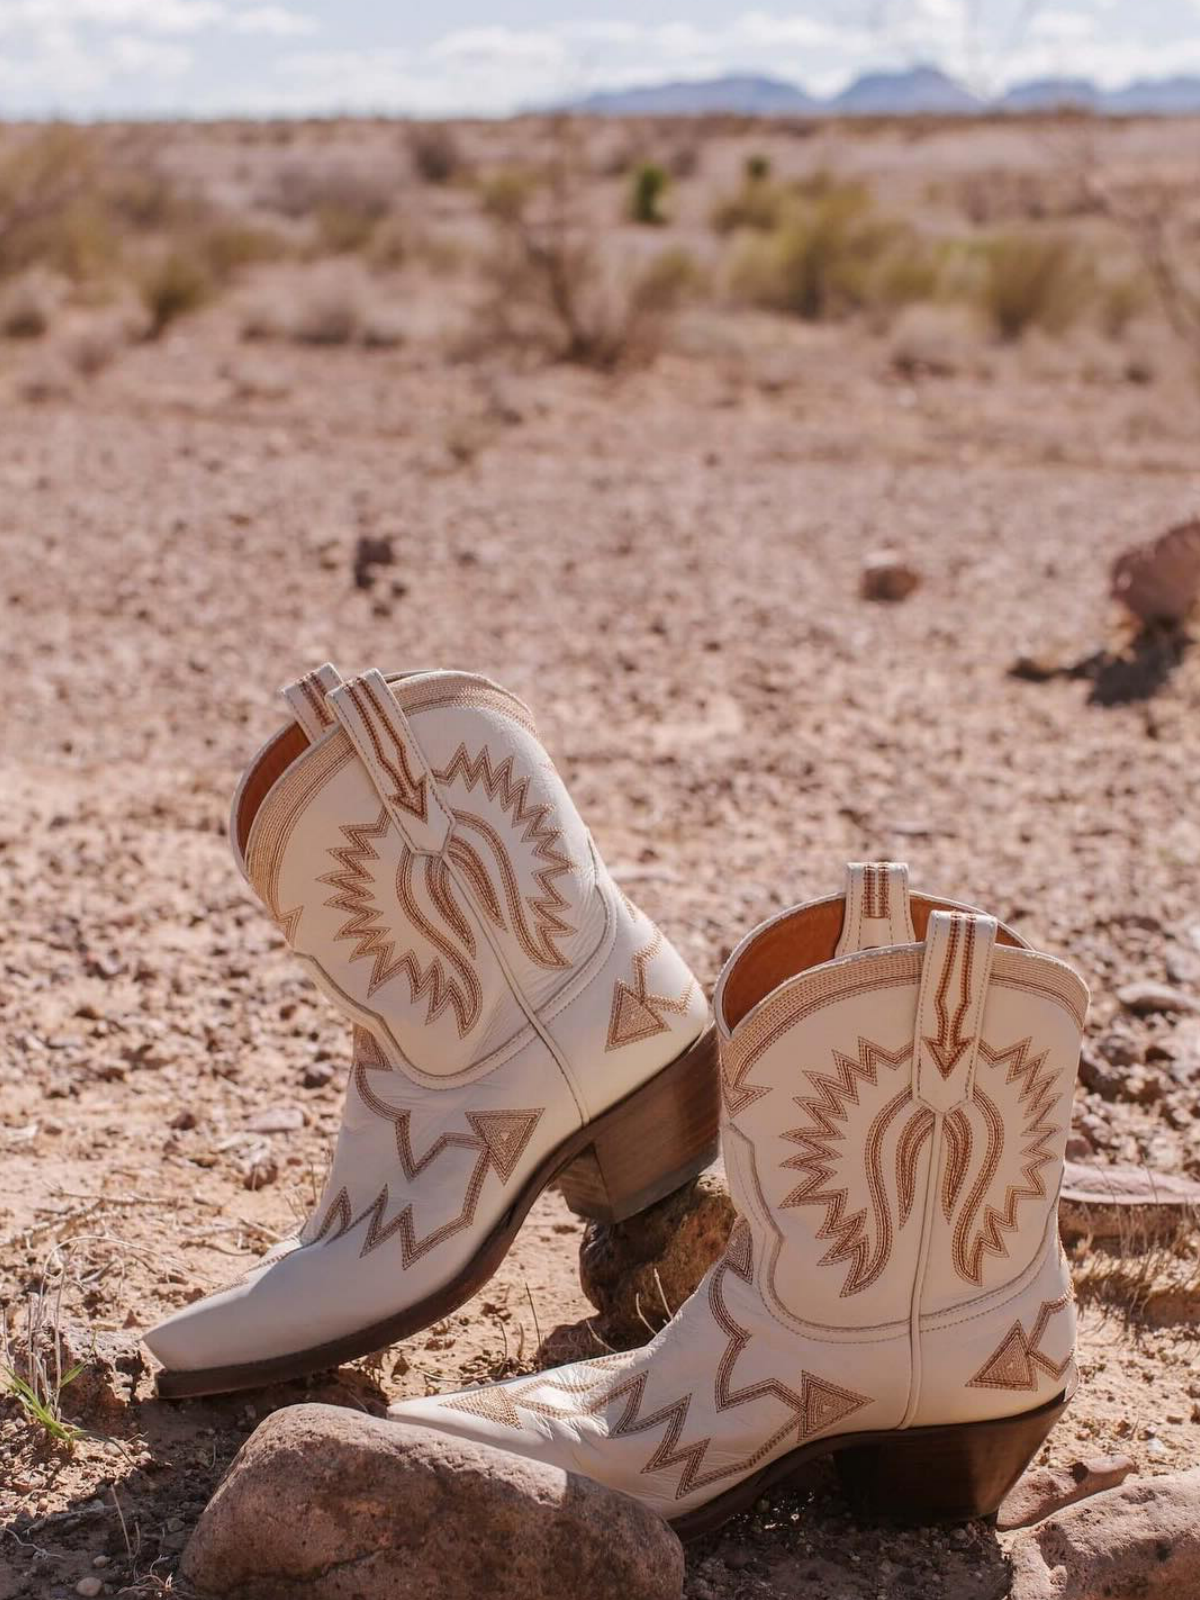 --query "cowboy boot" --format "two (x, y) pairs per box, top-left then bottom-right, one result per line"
(388, 862), (1088, 1536)
(145, 665), (715, 1396)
